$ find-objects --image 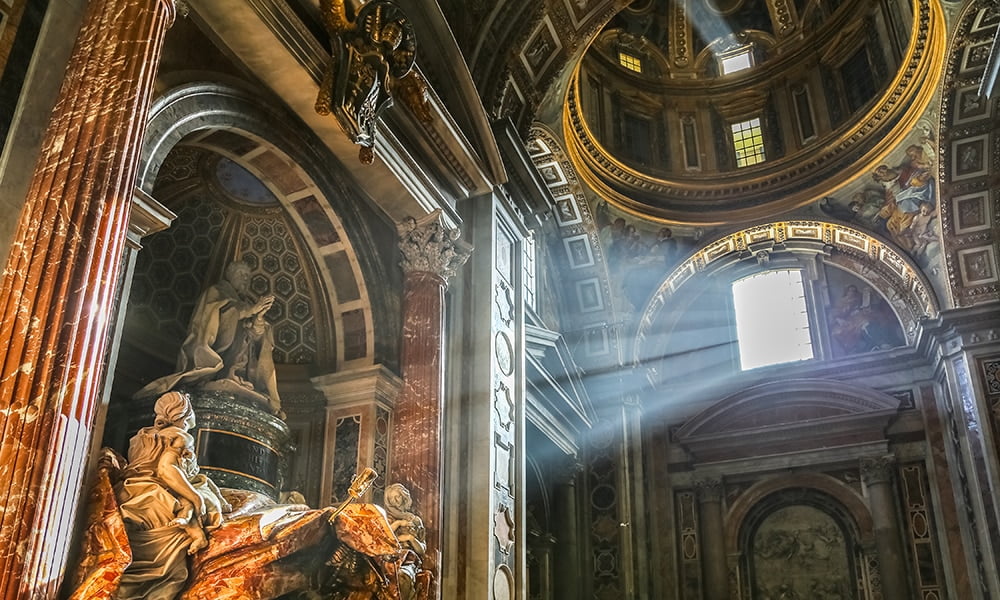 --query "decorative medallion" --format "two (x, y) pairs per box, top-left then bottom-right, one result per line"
(495, 332), (514, 376)
(494, 379), (514, 429)
(495, 282), (514, 326)
(493, 504), (516, 553)
(493, 564), (515, 600)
